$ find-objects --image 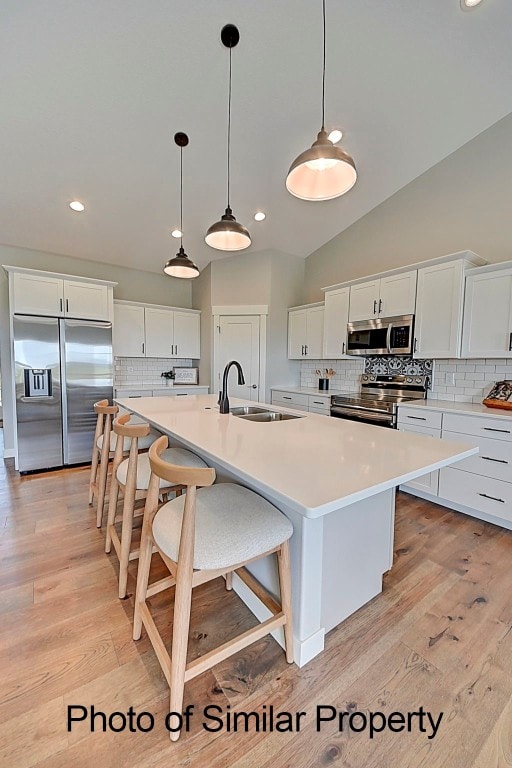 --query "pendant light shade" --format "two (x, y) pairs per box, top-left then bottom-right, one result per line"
(164, 132), (199, 279)
(286, 1), (357, 201)
(205, 206), (251, 251)
(205, 24), (251, 251)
